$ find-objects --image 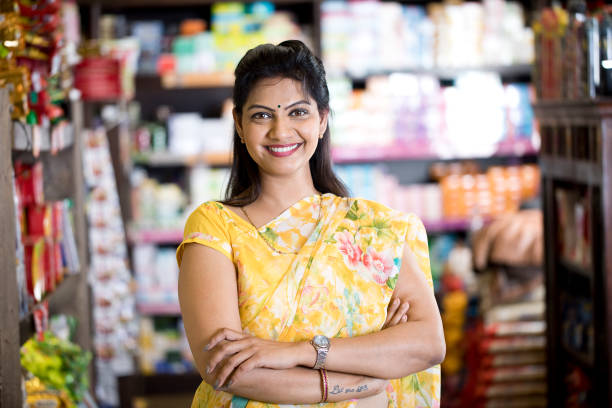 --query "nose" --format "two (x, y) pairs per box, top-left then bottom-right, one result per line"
(268, 115), (293, 140)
